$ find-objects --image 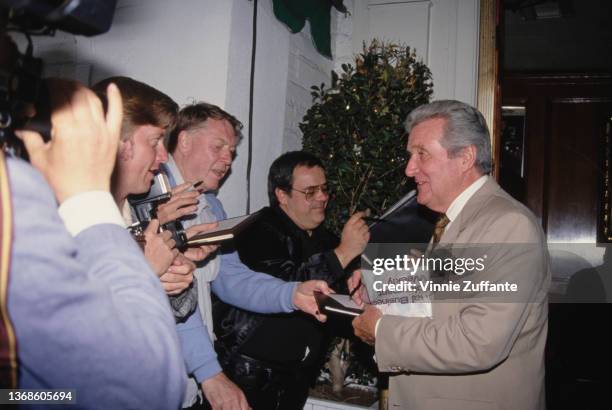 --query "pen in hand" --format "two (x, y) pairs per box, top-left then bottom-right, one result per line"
(188, 180), (205, 193)
(362, 216), (387, 223)
(349, 279), (362, 298)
